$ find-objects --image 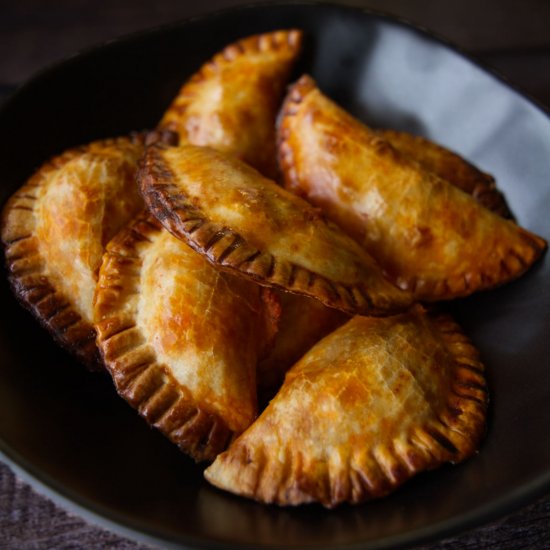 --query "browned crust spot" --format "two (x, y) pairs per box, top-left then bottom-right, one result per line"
(94, 213), (234, 462)
(139, 143), (406, 316)
(205, 308), (488, 507)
